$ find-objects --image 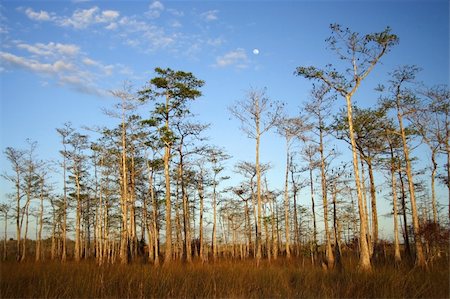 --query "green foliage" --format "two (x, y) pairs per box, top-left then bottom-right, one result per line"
(139, 67), (205, 148)
(295, 24), (399, 97)
(332, 105), (388, 158)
